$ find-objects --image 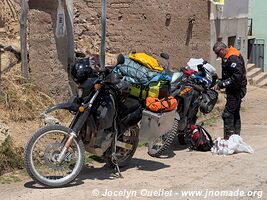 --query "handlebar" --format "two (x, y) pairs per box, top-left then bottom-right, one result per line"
(177, 77), (205, 93)
(188, 83), (204, 92)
